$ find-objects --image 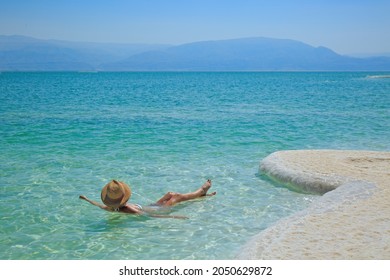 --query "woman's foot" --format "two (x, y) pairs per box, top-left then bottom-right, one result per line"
(201, 179), (216, 196)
